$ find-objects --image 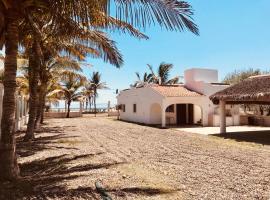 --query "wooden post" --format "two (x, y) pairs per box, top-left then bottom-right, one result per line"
(107, 101), (110, 117)
(79, 101), (83, 116)
(220, 100), (226, 134)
